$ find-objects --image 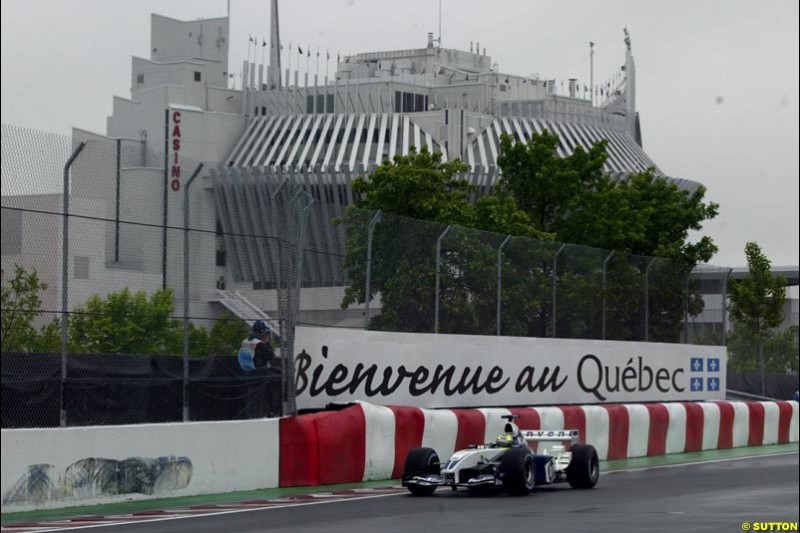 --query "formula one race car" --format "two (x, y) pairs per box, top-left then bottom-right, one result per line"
(401, 415), (599, 496)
